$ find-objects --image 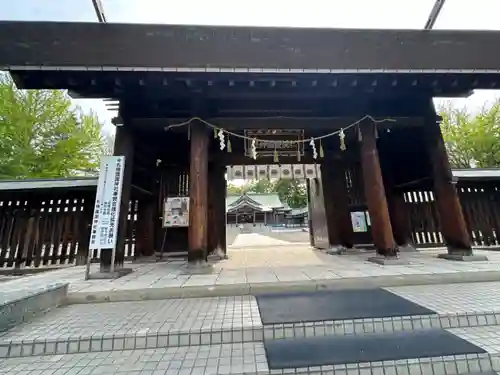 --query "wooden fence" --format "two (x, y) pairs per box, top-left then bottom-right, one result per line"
(405, 182), (500, 247)
(2, 177), (500, 268)
(0, 191), (138, 269)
